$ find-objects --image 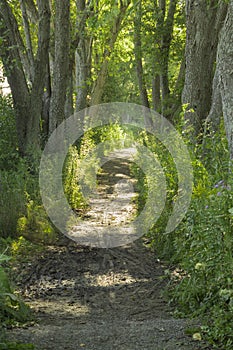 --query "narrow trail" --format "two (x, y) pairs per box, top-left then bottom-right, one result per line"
(69, 148), (138, 248)
(8, 150), (210, 350)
